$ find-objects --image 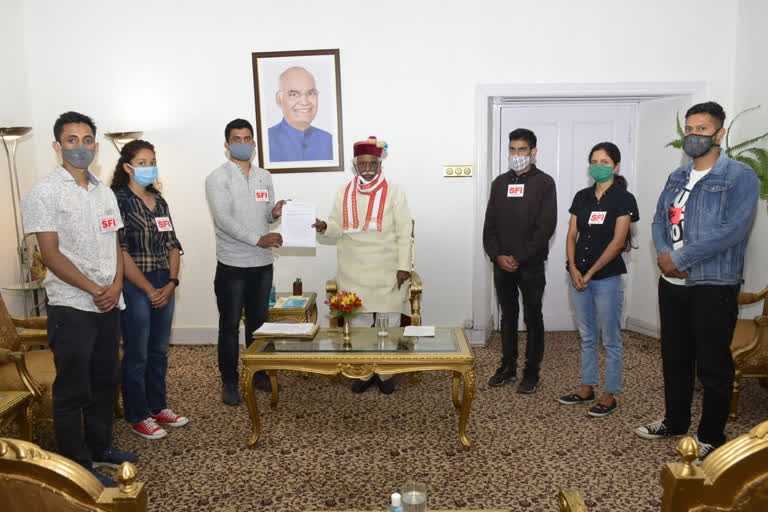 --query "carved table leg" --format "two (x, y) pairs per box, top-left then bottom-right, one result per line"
(452, 371), (462, 411)
(19, 402), (33, 441)
(242, 368), (261, 448)
(268, 370), (279, 410)
(458, 366), (476, 450)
